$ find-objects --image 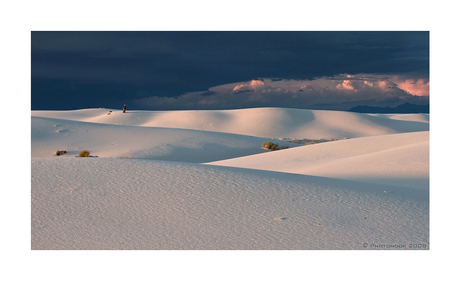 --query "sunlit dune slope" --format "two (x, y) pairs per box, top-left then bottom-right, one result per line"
(208, 131), (429, 189)
(32, 107), (429, 139)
